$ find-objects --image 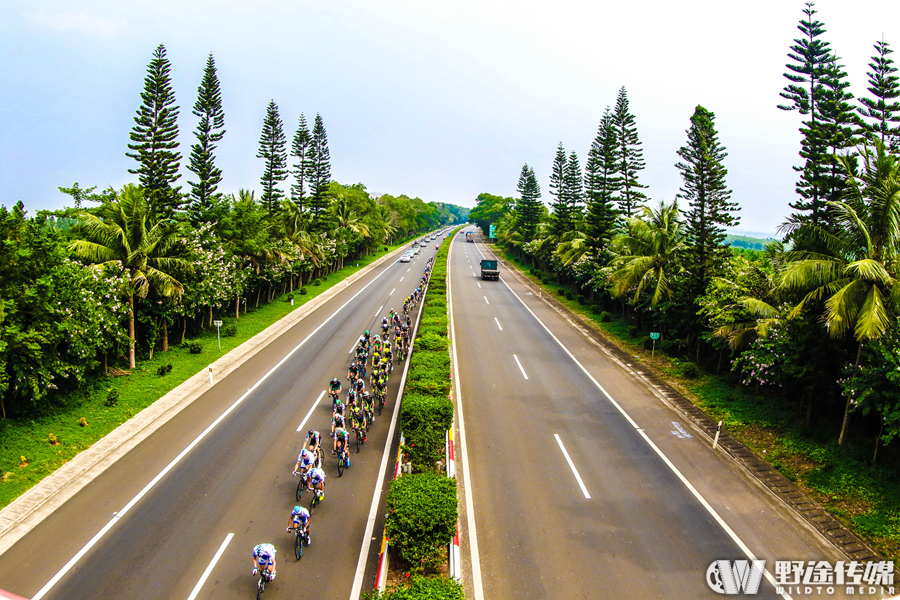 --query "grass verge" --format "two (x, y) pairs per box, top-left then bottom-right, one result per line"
(495, 246), (900, 561)
(0, 240), (414, 510)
